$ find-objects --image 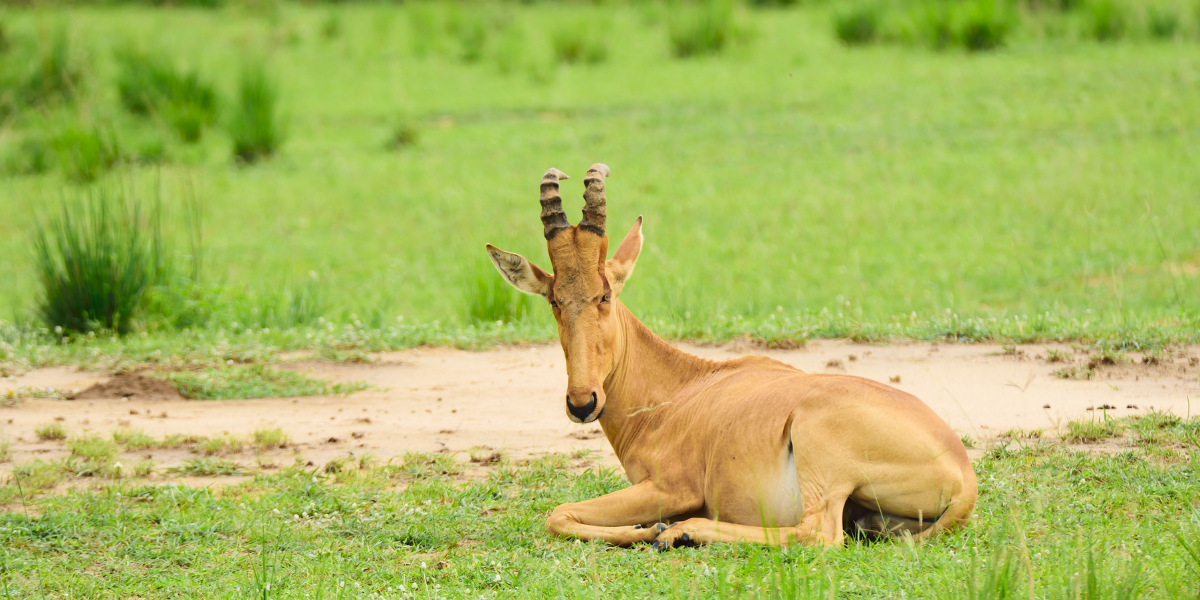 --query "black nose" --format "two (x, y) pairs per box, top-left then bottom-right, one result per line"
(567, 392), (597, 421)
